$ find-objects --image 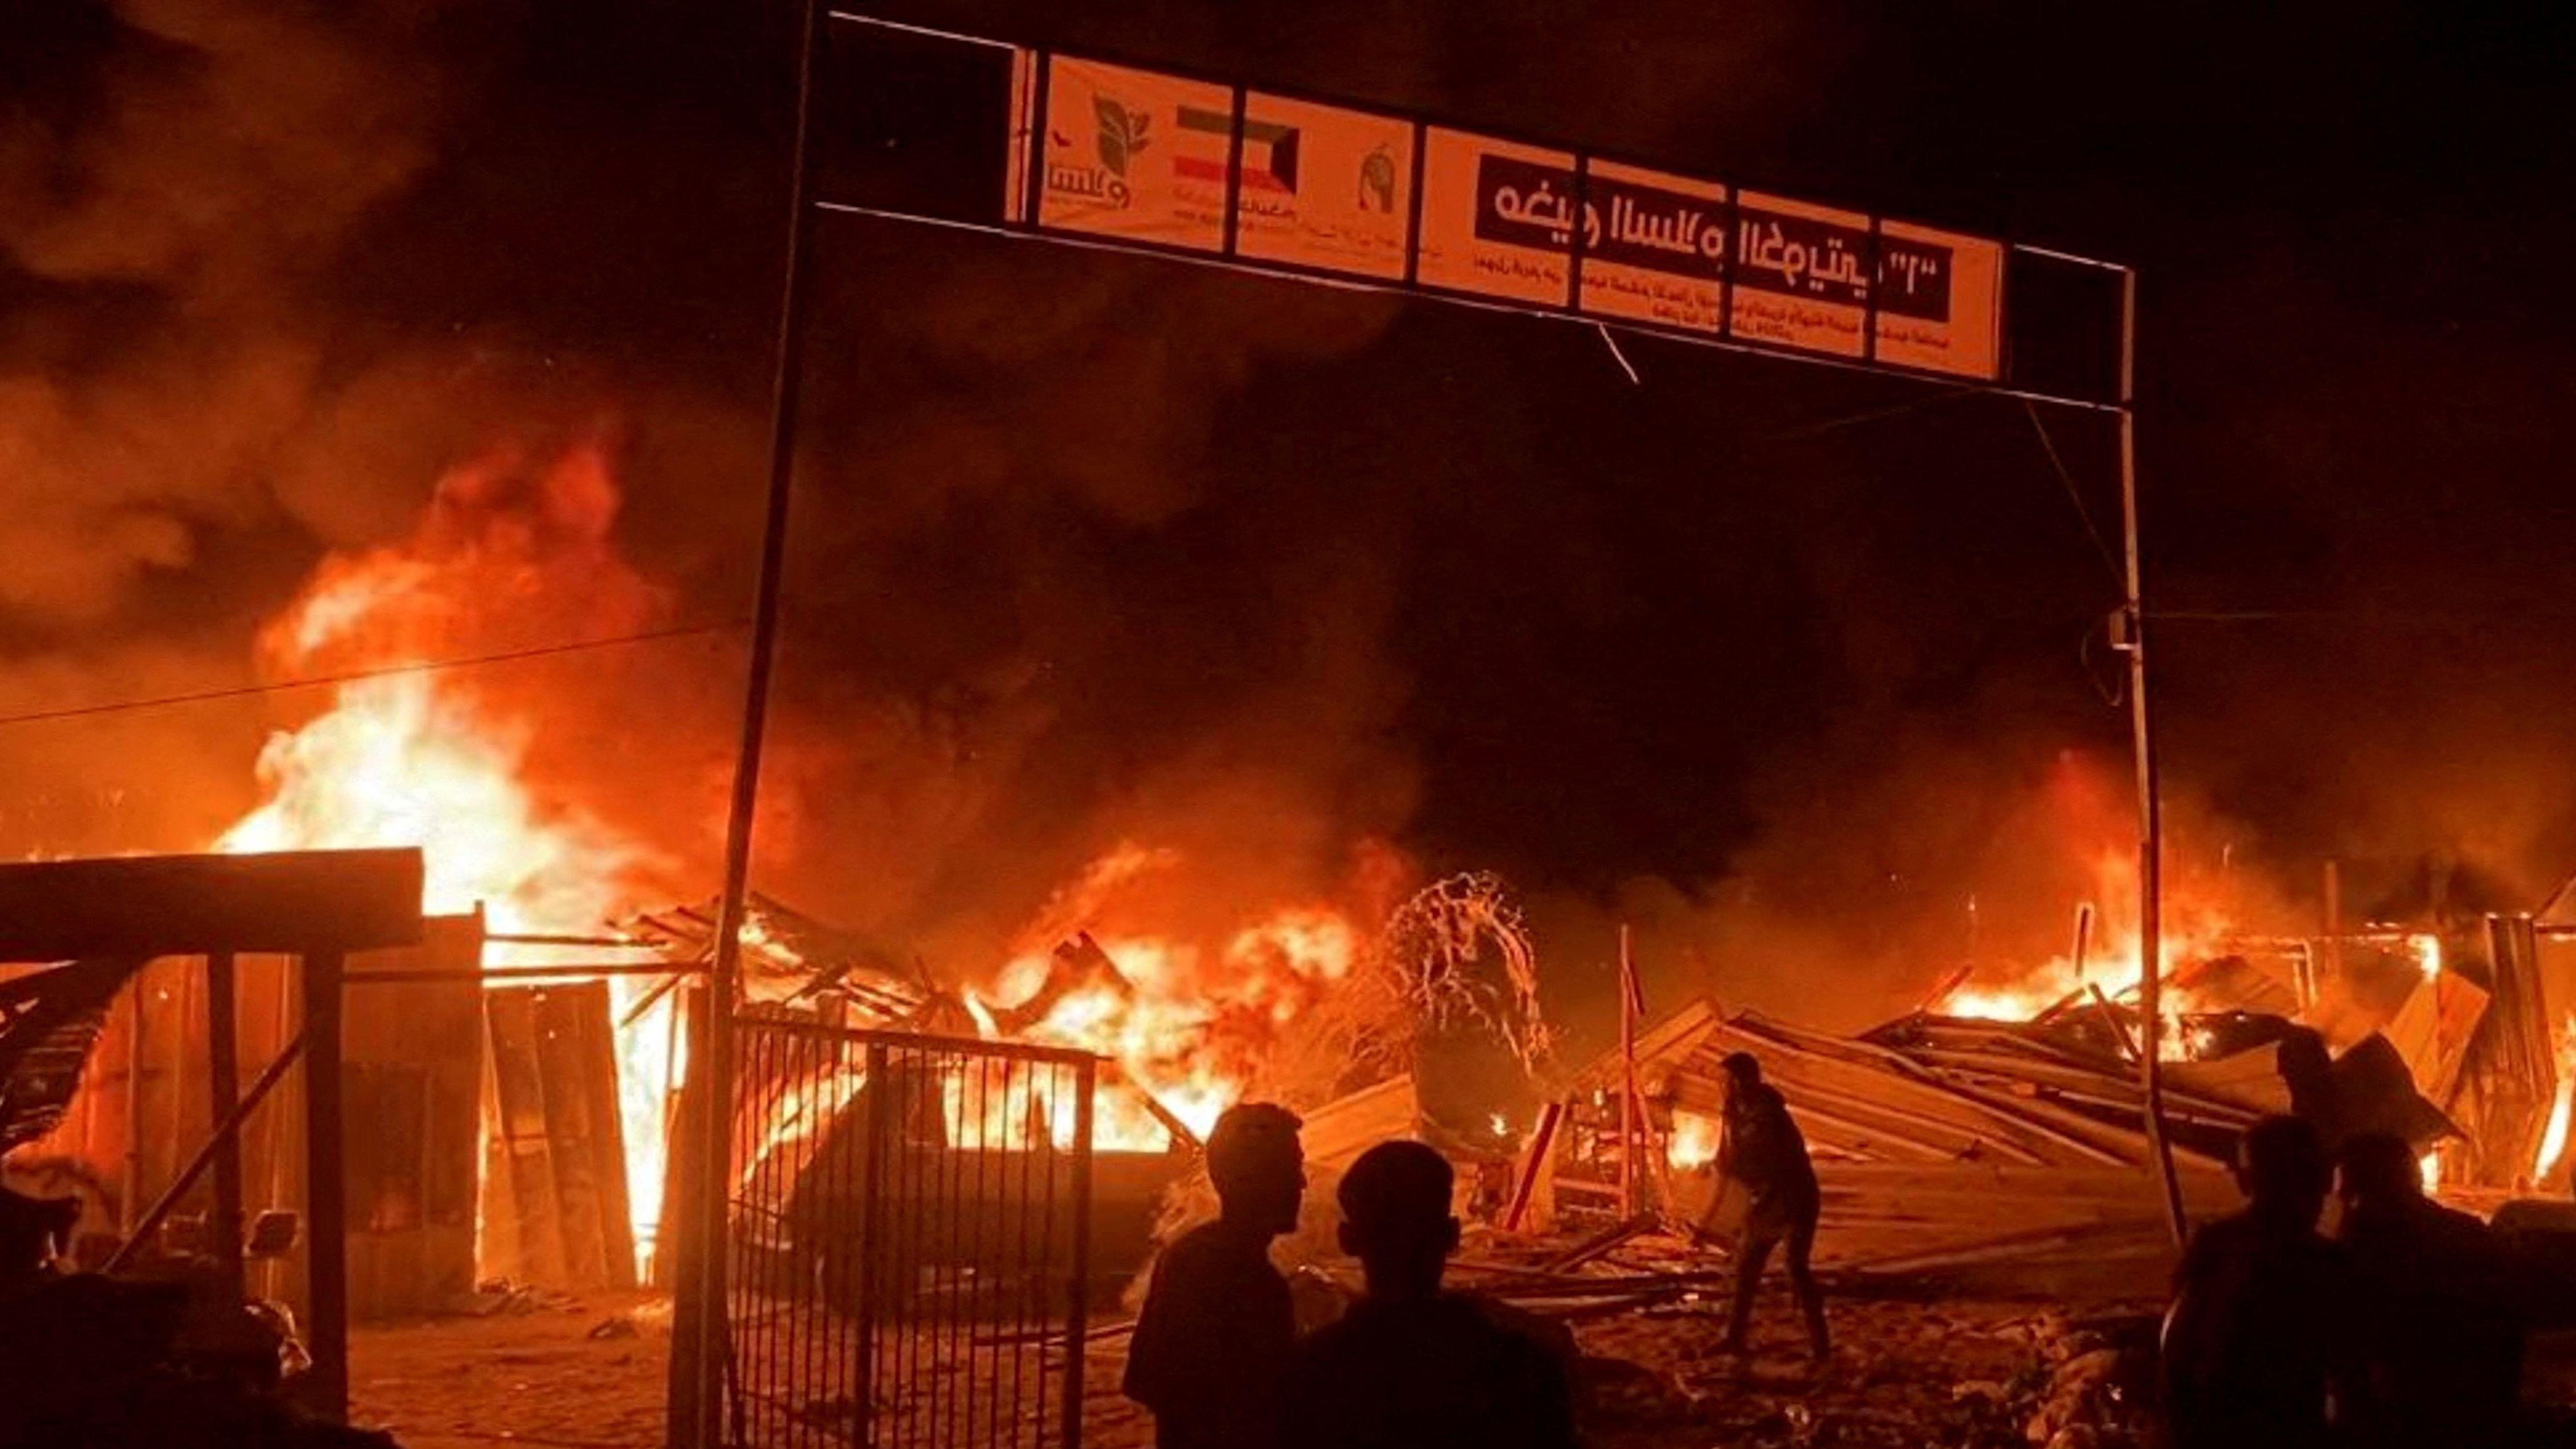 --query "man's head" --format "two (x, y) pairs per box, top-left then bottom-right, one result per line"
(2339, 1131), (2424, 1217)
(1721, 1052), (1763, 1107)
(2237, 1114), (2332, 1224)
(1206, 1102), (1305, 1235)
(2276, 1028), (2332, 1089)
(1336, 1140), (1457, 1298)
